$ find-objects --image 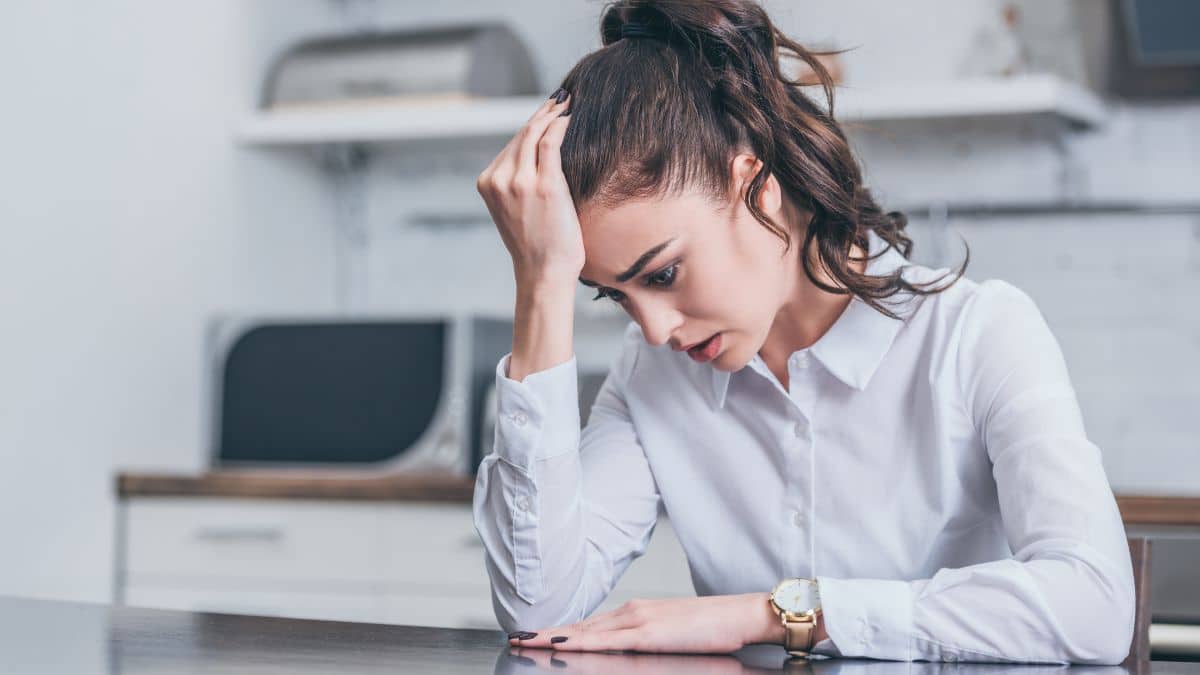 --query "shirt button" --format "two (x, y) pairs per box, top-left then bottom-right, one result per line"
(793, 420), (808, 436)
(509, 411), (529, 427)
(514, 495), (531, 512)
(945, 653), (958, 662)
(789, 352), (810, 369)
(792, 510), (805, 528)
